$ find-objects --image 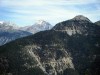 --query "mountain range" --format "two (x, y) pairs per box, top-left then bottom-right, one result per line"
(0, 15), (100, 75)
(0, 21), (52, 46)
